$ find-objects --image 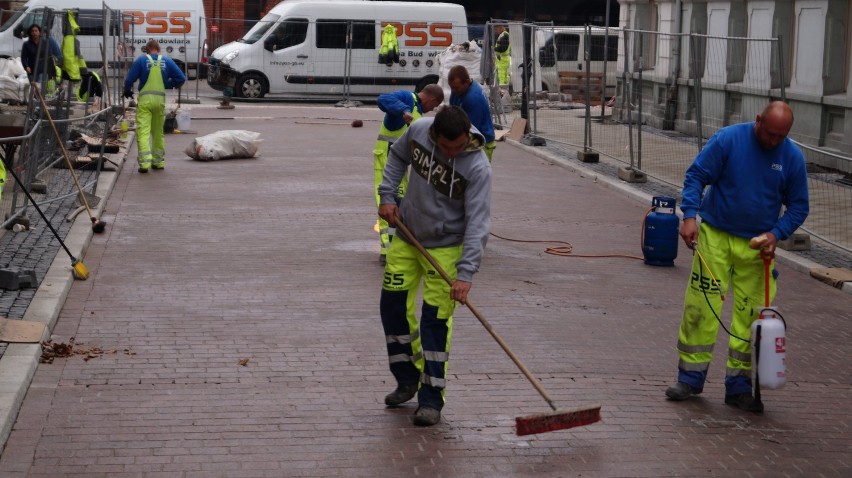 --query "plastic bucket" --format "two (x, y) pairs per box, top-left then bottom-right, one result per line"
(176, 109), (191, 131)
